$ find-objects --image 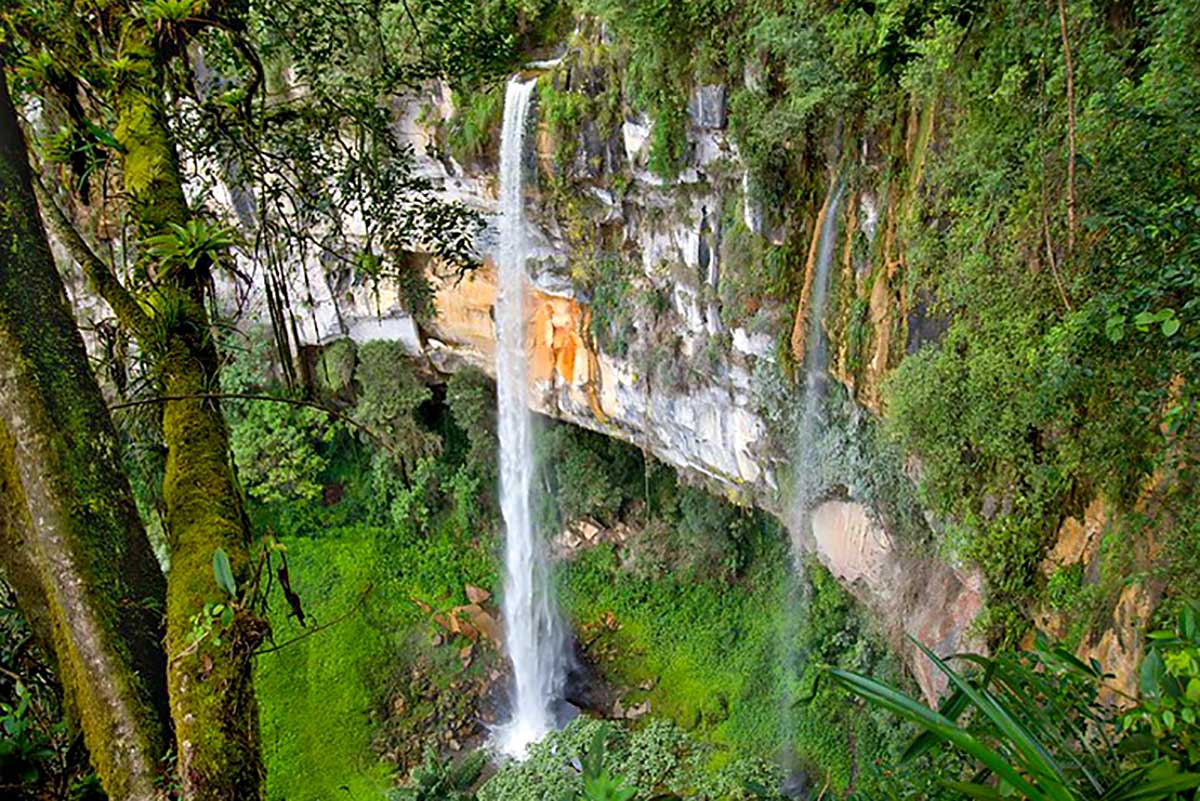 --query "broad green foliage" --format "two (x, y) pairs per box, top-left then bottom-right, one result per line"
(478, 717), (777, 801)
(392, 748), (485, 801)
(564, 544), (908, 795)
(223, 329), (343, 503)
(354, 341), (442, 482)
(880, 0), (1200, 639)
(832, 630), (1200, 801)
(141, 219), (239, 278)
(1123, 603), (1200, 771)
(230, 401), (339, 503)
(538, 422), (644, 528)
(446, 368), (498, 472)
